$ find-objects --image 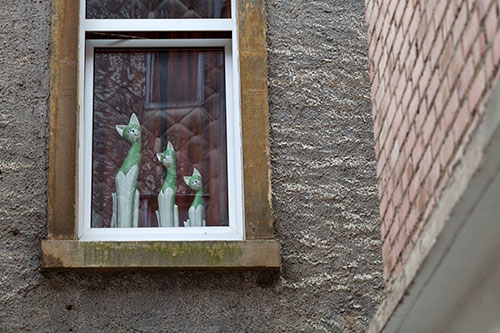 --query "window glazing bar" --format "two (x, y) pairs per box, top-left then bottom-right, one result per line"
(85, 19), (233, 32)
